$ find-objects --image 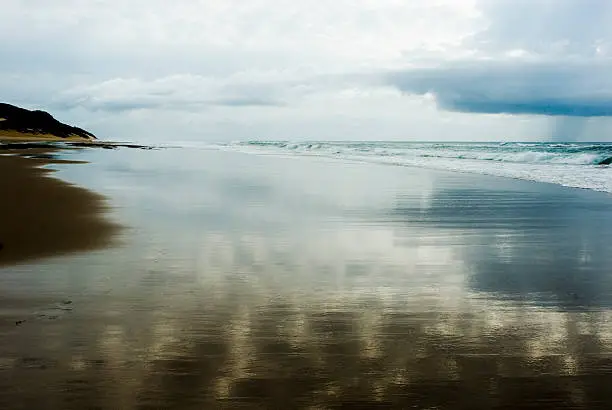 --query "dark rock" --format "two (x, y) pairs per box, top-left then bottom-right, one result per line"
(0, 142), (55, 150)
(67, 142), (156, 150)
